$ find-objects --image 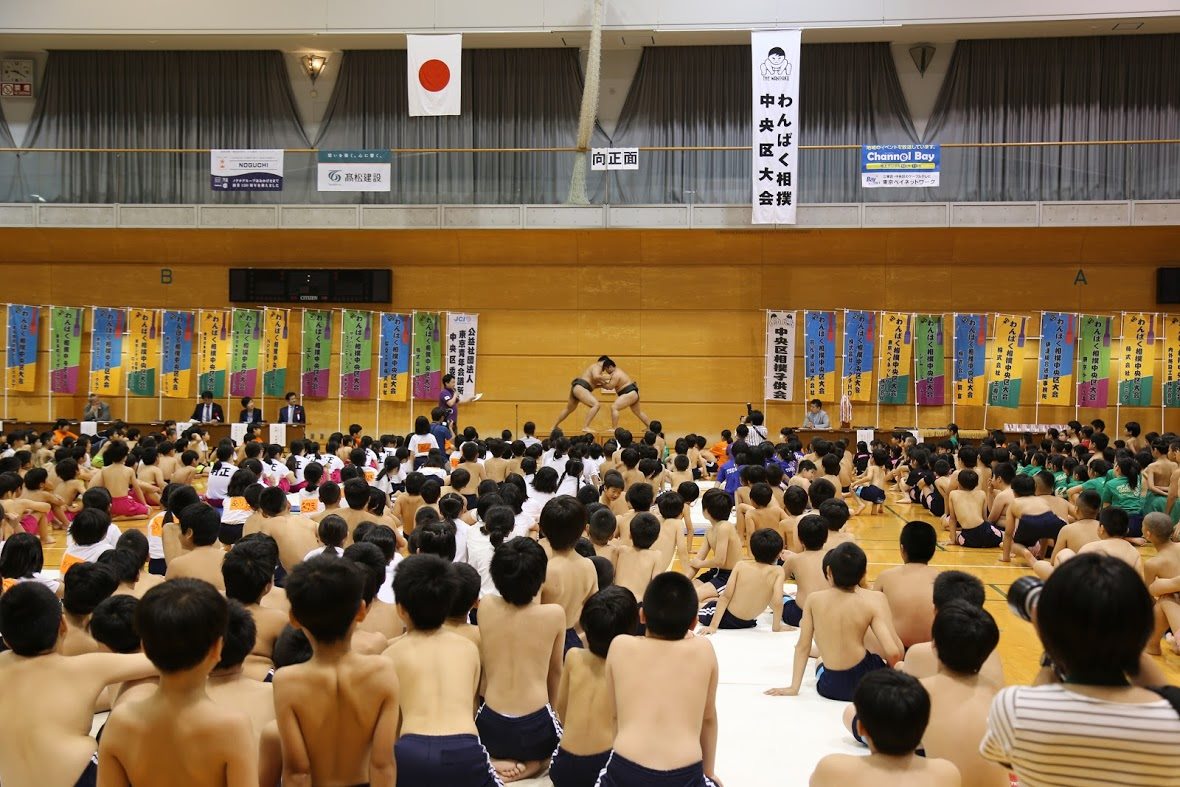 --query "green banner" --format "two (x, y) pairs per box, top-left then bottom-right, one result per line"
(340, 310), (373, 399)
(50, 306), (83, 394)
(301, 310), (333, 398)
(412, 312), (442, 400)
(913, 314), (945, 406)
